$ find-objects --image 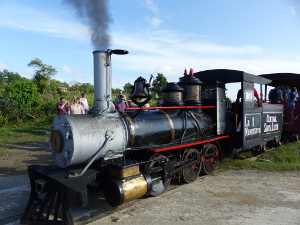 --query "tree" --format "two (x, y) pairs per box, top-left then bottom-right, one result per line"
(0, 69), (22, 86)
(28, 58), (57, 94)
(69, 82), (94, 95)
(0, 70), (24, 124)
(123, 82), (133, 95)
(5, 78), (40, 120)
(79, 83), (94, 94)
(151, 73), (168, 98)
